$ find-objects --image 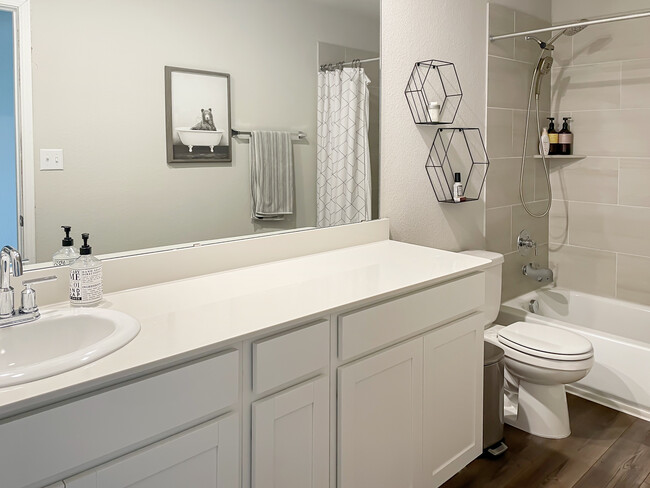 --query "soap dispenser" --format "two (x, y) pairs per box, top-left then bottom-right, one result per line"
(69, 233), (103, 306)
(53, 226), (80, 266)
(547, 117), (559, 155)
(559, 117), (573, 155)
